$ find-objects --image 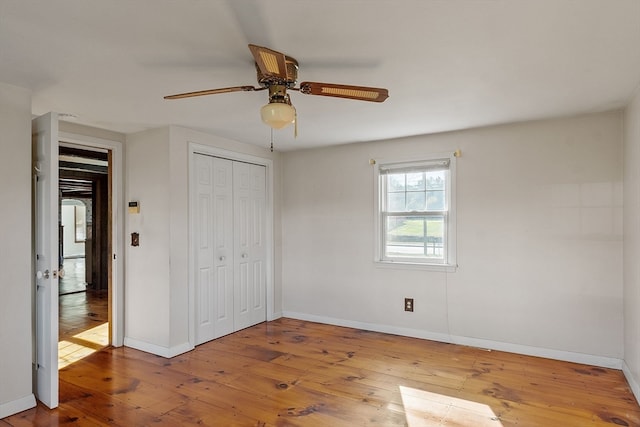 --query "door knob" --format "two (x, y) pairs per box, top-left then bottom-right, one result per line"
(36, 269), (50, 279)
(241, 253), (248, 258)
(219, 256), (225, 261)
